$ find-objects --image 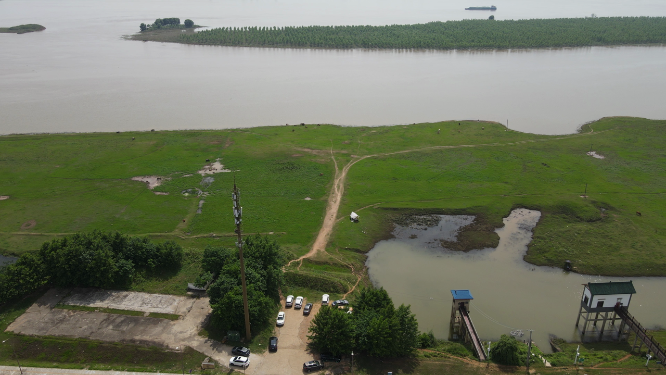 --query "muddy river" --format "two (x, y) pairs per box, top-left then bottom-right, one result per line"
(1, 0), (666, 135)
(366, 209), (666, 352)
